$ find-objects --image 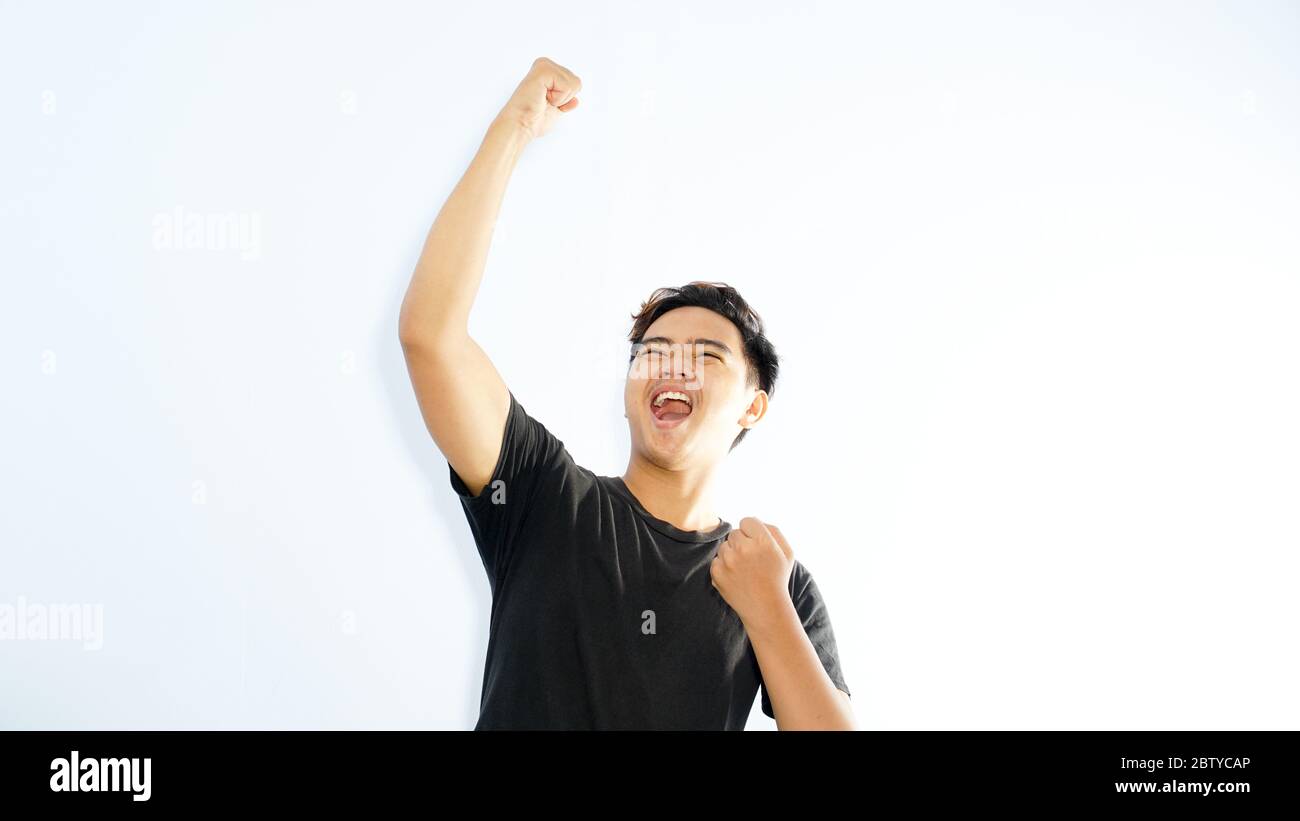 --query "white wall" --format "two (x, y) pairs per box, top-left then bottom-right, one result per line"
(2, 0), (1297, 729)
